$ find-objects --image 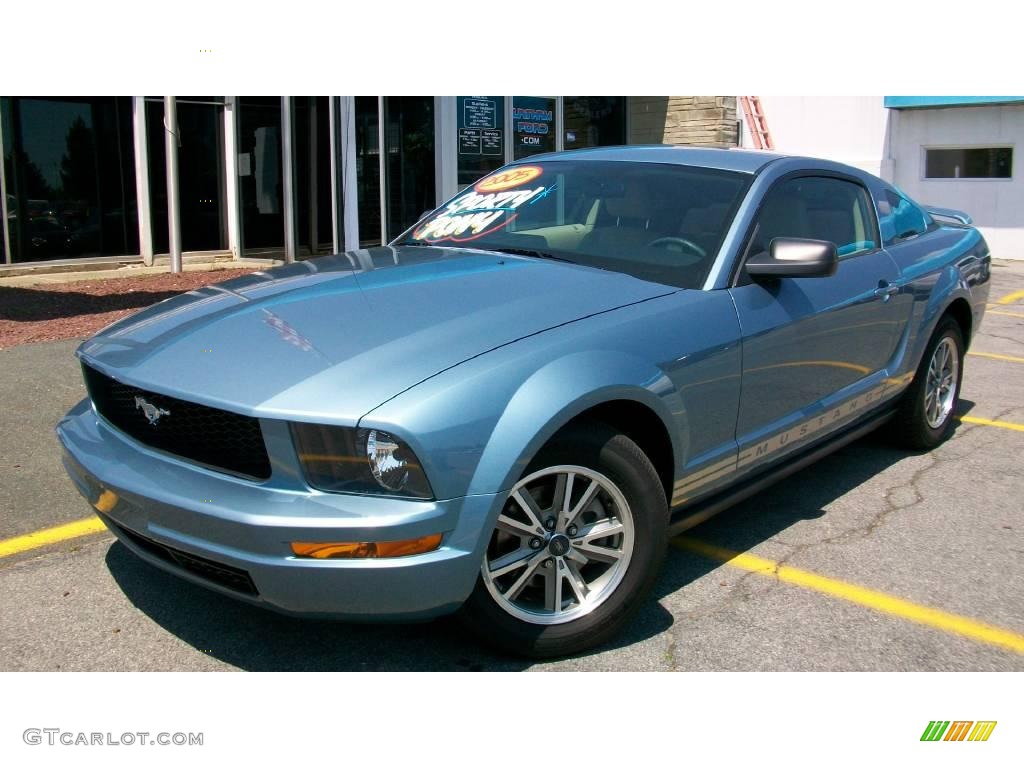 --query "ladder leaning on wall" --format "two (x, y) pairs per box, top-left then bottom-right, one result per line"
(739, 96), (775, 150)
